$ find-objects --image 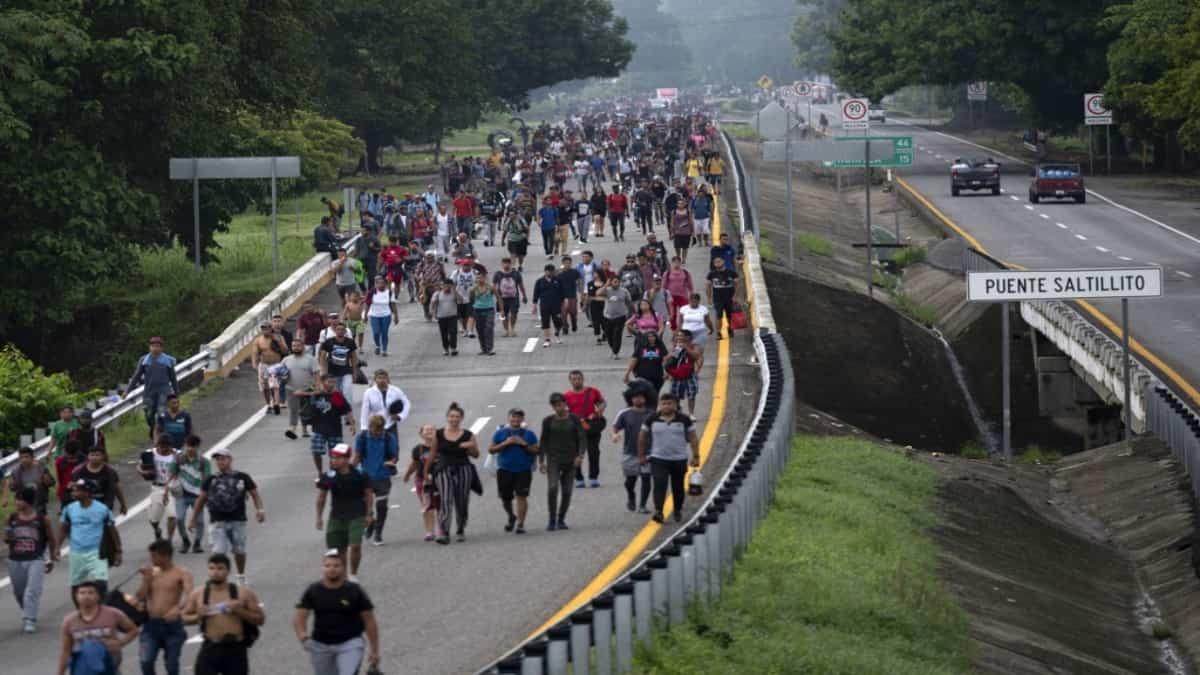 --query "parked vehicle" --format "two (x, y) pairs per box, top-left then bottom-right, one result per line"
(1028, 163), (1085, 204)
(950, 157), (1001, 196)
